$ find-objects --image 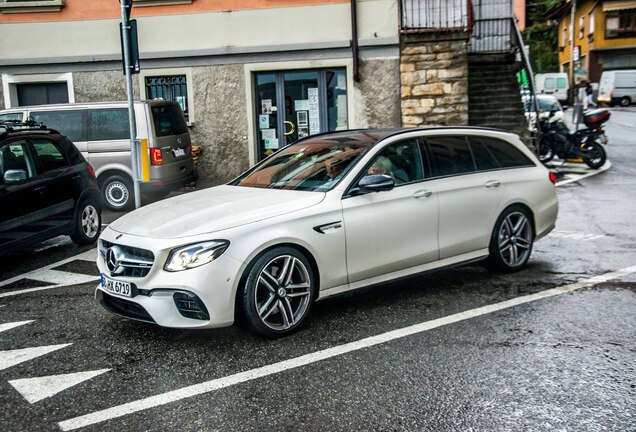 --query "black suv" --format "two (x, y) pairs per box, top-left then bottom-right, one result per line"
(0, 120), (102, 254)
